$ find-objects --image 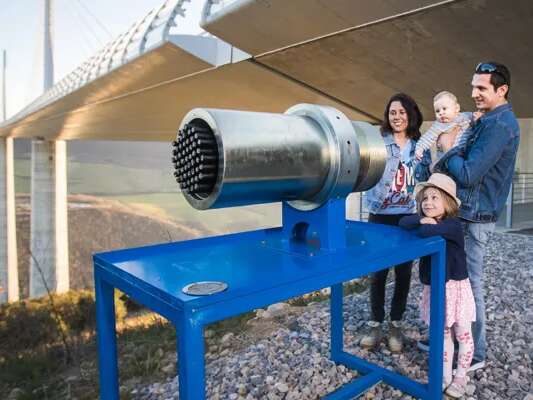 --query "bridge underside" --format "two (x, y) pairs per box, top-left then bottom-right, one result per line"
(0, 41), (372, 141)
(205, 0), (533, 120)
(1, 0), (532, 141)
